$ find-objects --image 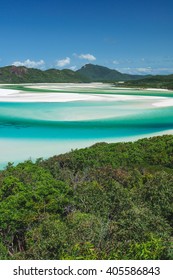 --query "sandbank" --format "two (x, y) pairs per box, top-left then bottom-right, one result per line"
(0, 88), (165, 104)
(145, 88), (169, 92)
(0, 85), (173, 109)
(152, 99), (173, 107)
